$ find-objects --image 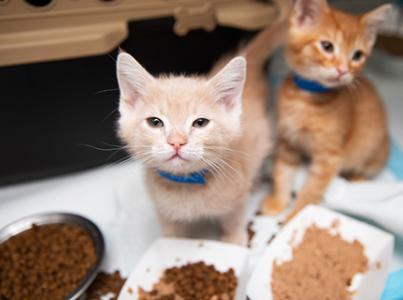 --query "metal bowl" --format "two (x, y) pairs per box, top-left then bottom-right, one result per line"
(0, 212), (105, 300)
